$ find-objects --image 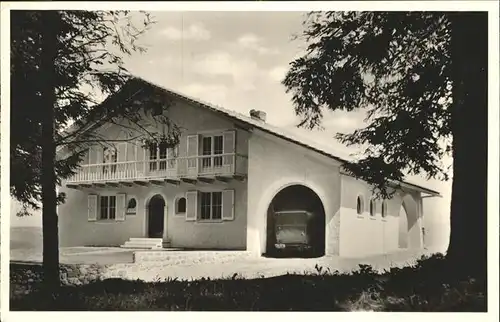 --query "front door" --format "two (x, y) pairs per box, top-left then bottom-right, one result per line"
(148, 195), (165, 238)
